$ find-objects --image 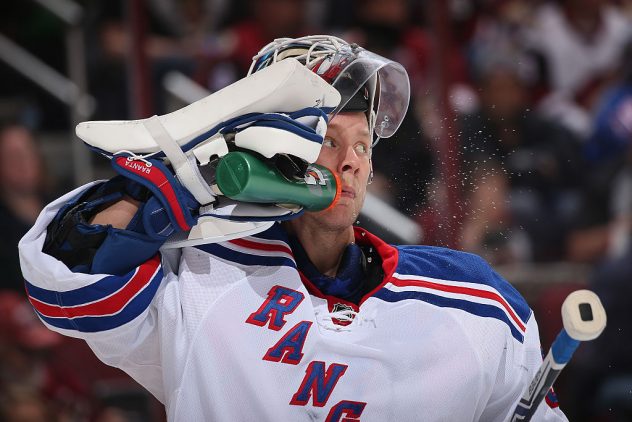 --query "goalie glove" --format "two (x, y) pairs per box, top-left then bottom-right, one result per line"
(109, 109), (335, 247)
(110, 154), (198, 237)
(47, 107), (335, 271)
(74, 59), (340, 247)
(105, 106), (331, 222)
(42, 171), (196, 275)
